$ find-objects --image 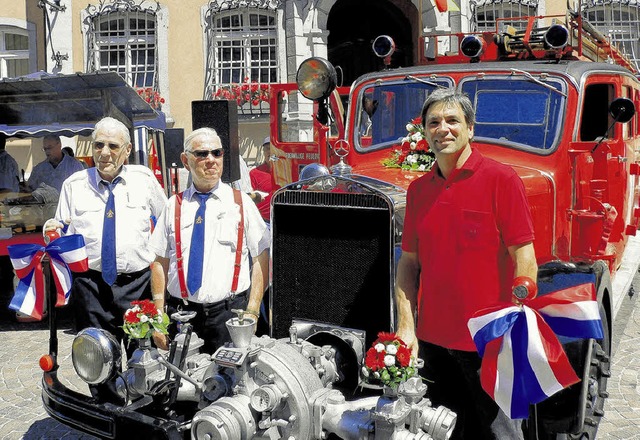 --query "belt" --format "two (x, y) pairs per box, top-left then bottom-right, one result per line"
(85, 268), (149, 282)
(170, 289), (249, 313)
